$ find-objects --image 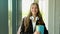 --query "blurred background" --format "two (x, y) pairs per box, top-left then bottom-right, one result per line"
(0, 0), (60, 34)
